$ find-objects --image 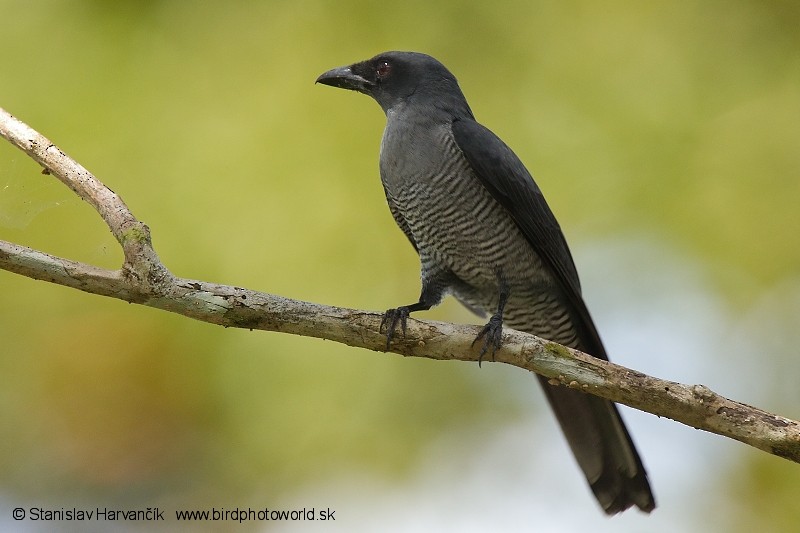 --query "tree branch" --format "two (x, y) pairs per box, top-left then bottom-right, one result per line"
(2, 106), (799, 463)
